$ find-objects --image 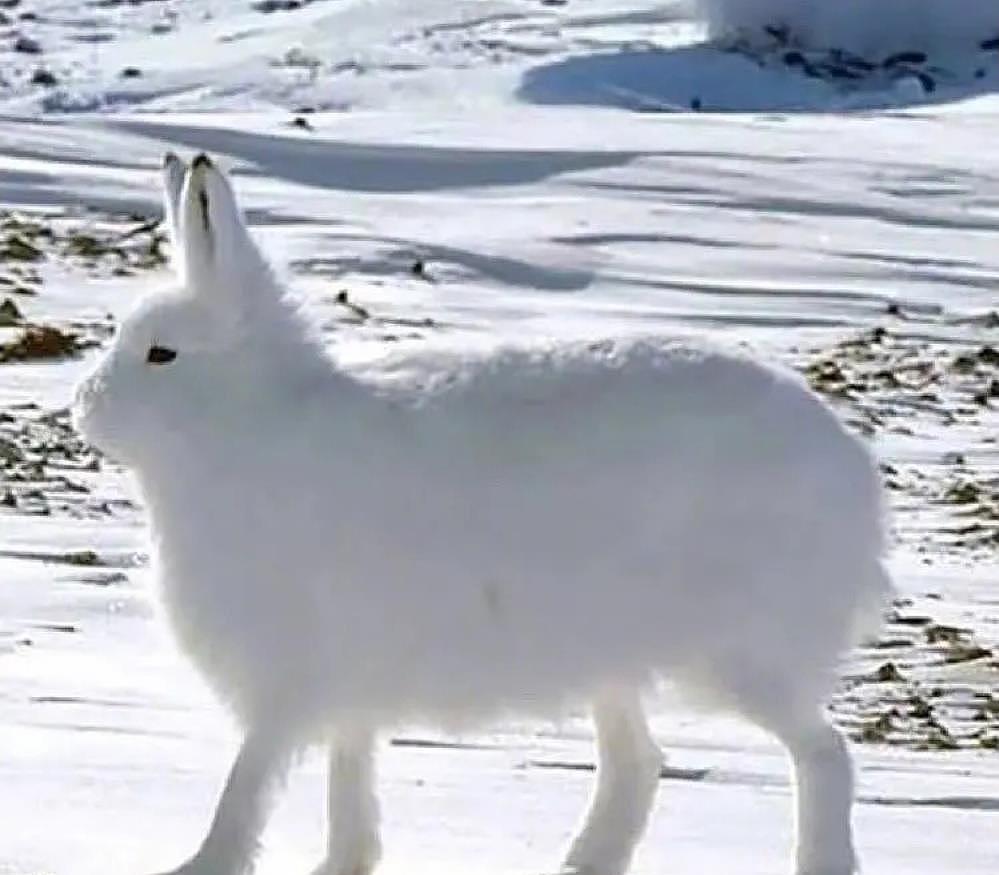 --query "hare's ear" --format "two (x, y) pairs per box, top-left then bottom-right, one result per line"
(180, 153), (271, 304)
(162, 152), (187, 265)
